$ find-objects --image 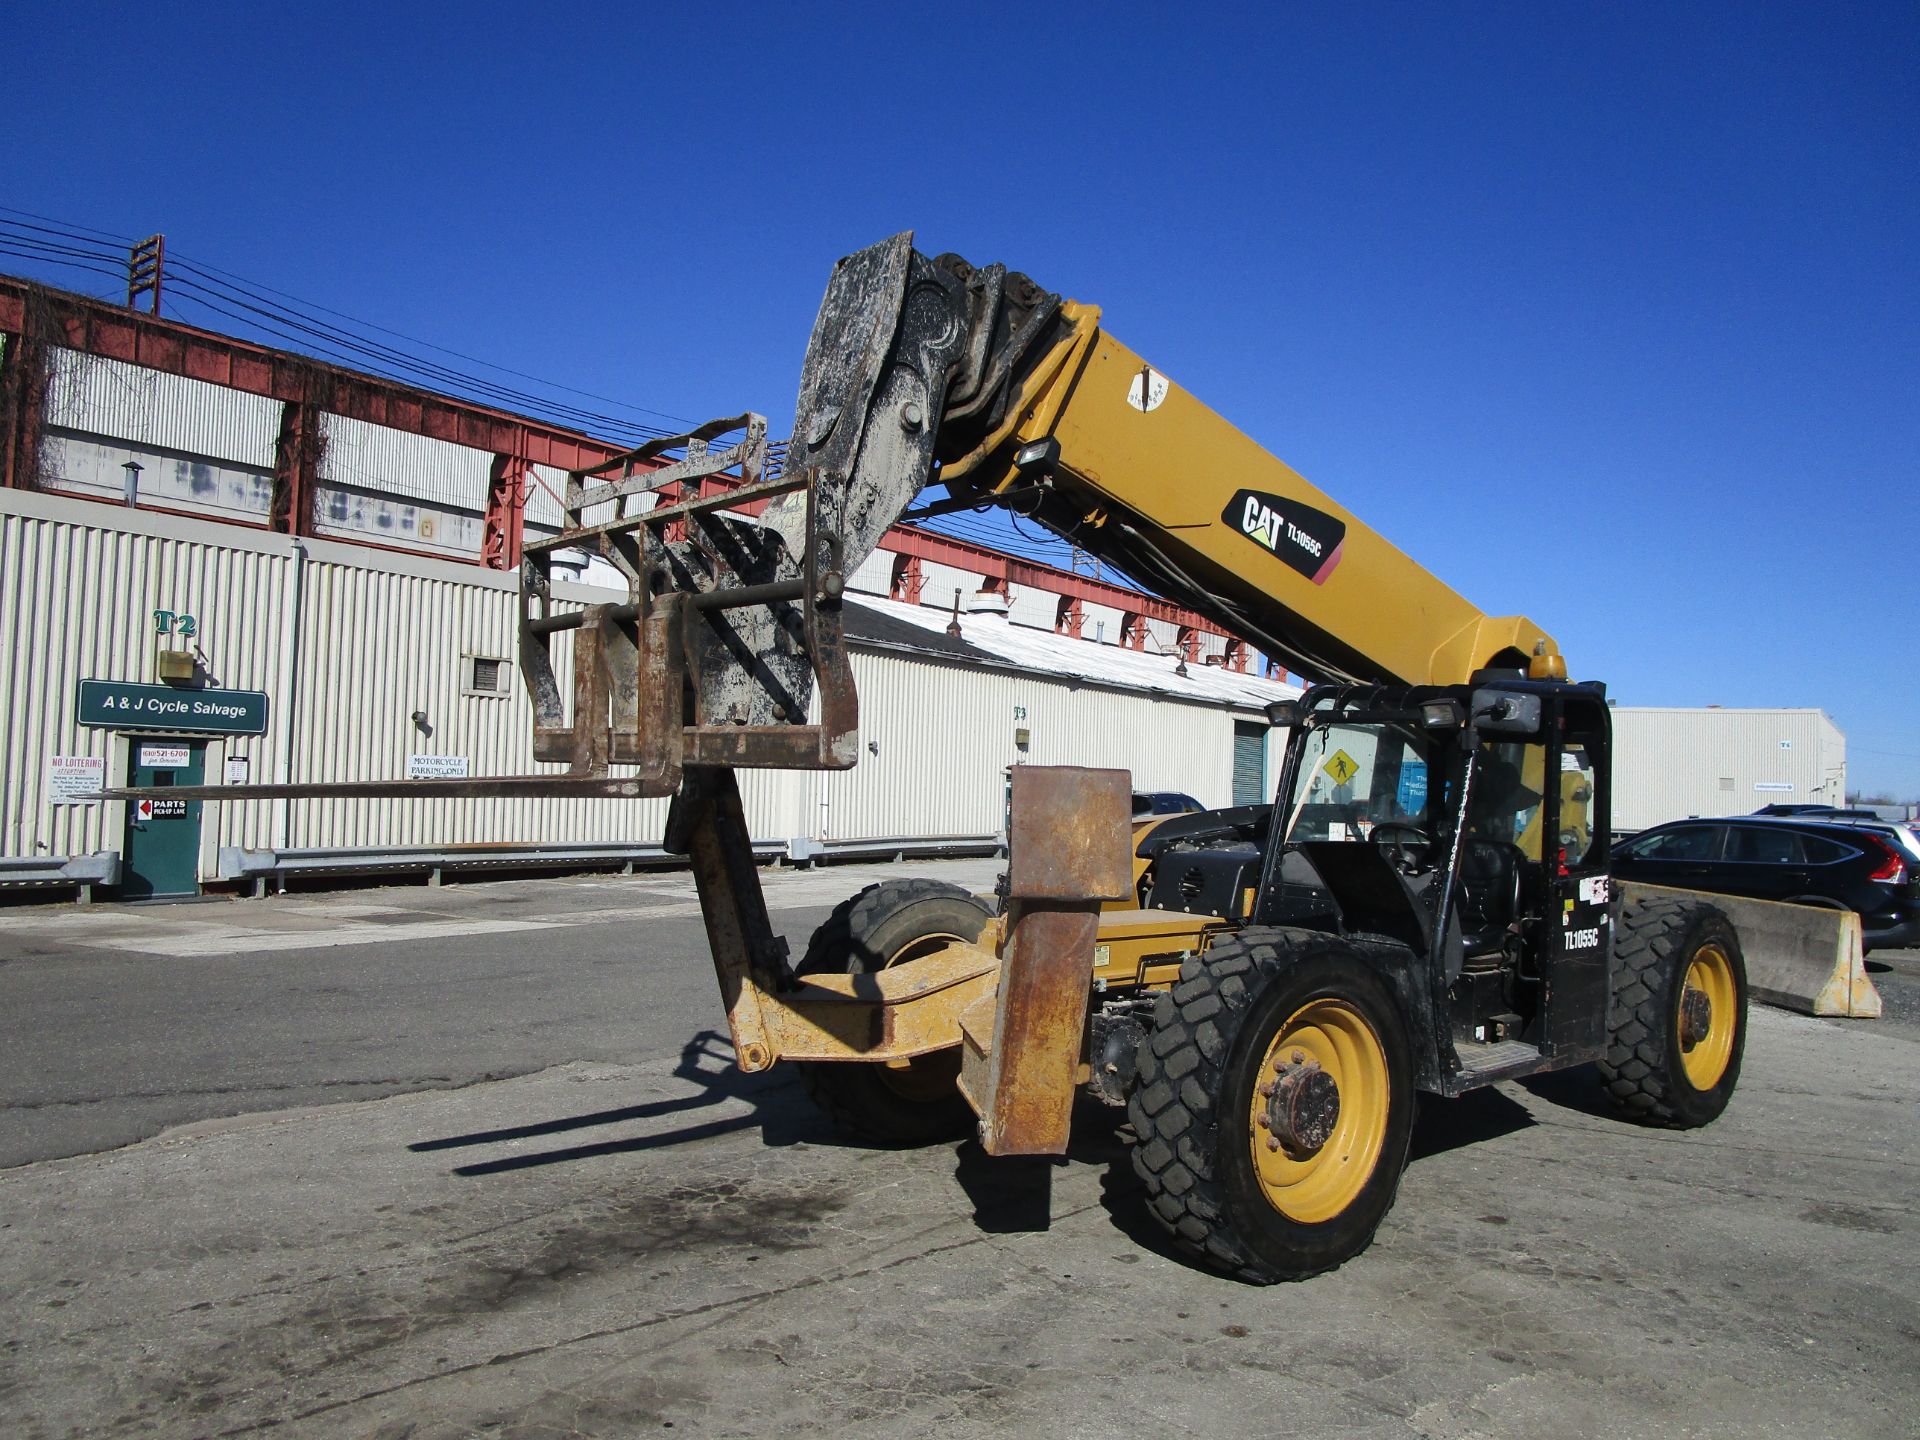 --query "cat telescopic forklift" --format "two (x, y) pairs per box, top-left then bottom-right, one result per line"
(152, 233), (1749, 1281)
